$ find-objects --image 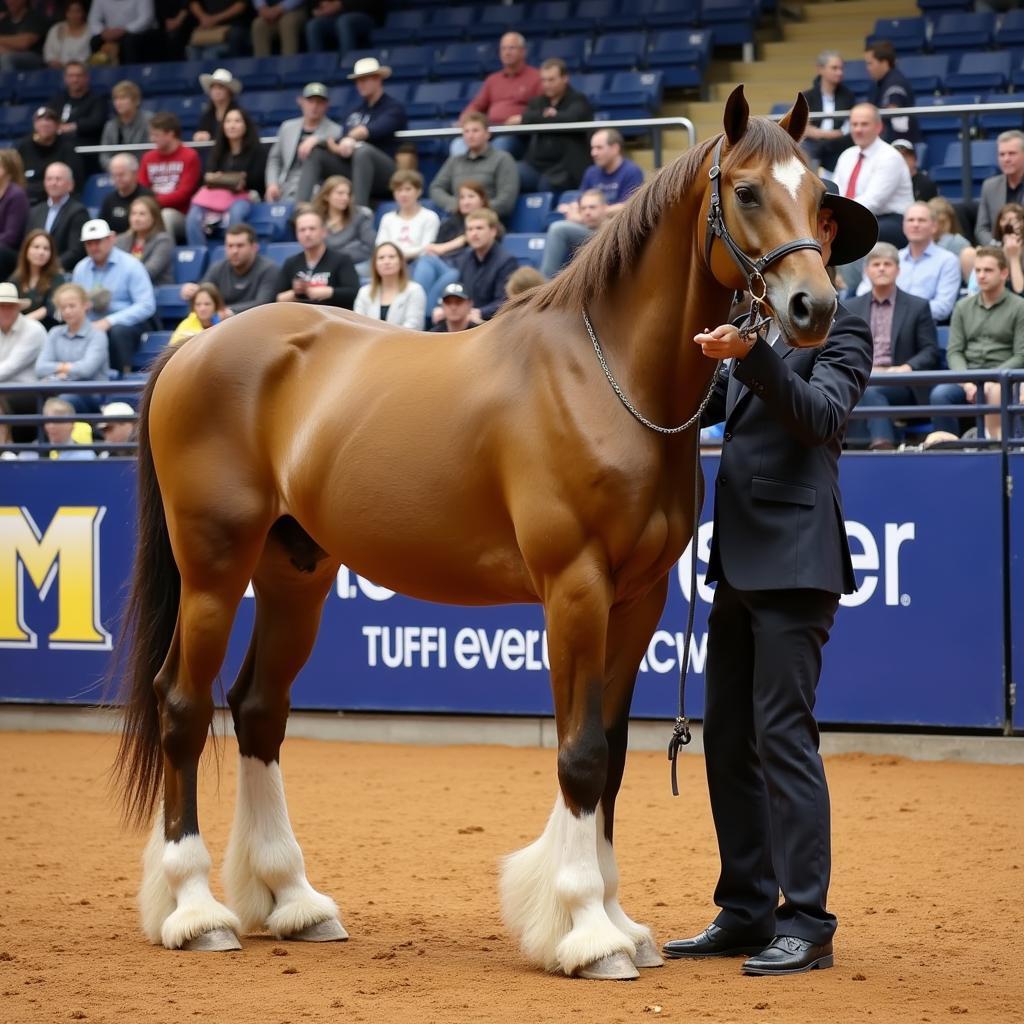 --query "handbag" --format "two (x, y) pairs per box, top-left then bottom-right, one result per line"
(188, 25), (230, 47)
(191, 187), (237, 213)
